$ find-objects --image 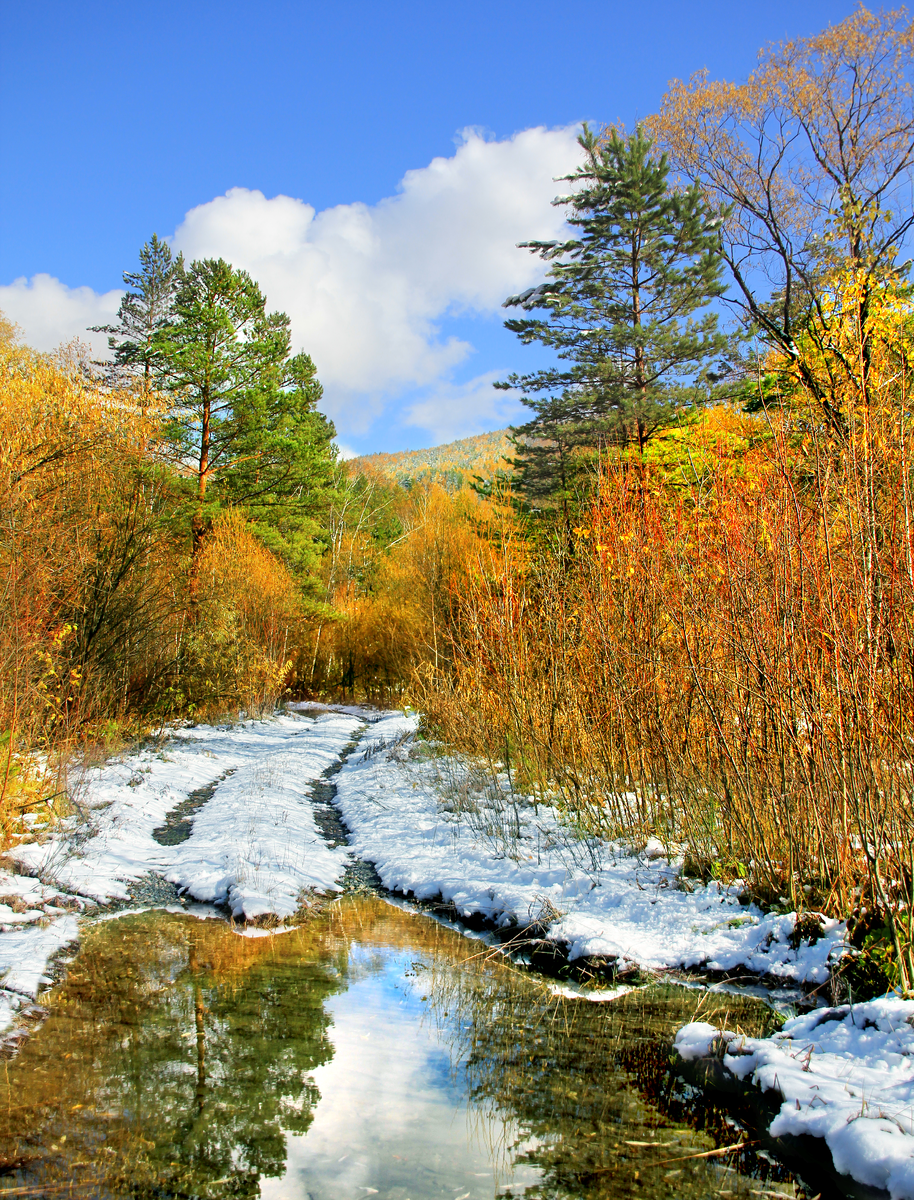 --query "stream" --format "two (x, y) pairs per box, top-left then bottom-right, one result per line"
(0, 895), (812, 1200)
